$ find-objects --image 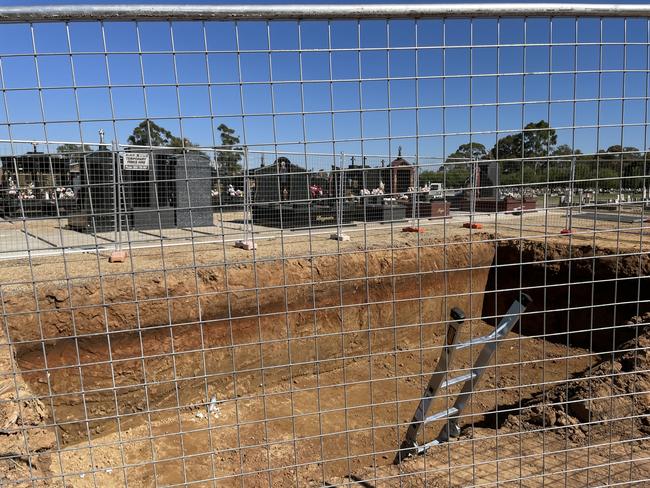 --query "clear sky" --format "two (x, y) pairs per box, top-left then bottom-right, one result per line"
(0, 2), (648, 170)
